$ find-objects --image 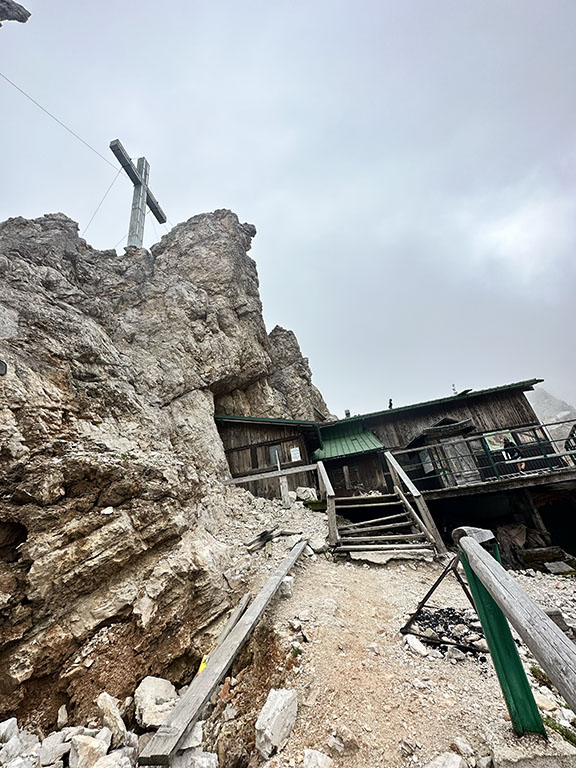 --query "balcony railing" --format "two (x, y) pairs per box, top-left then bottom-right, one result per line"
(388, 418), (576, 493)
